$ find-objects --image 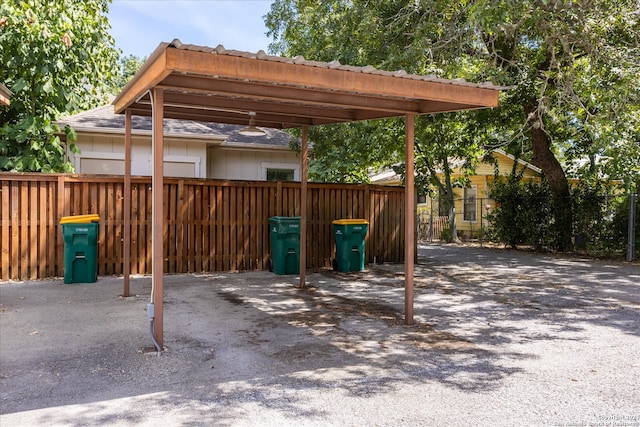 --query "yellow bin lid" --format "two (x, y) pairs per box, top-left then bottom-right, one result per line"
(60, 214), (100, 224)
(332, 219), (369, 225)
